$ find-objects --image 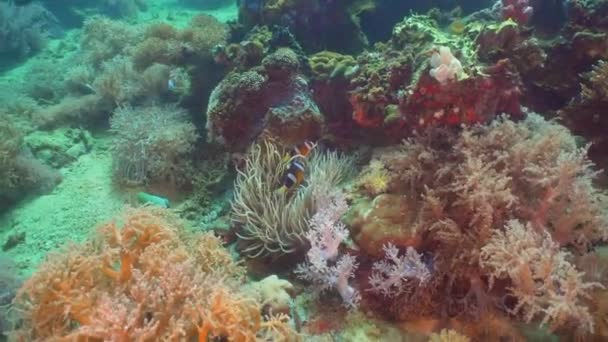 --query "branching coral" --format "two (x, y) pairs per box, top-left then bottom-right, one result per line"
(480, 220), (601, 332)
(295, 187), (360, 308)
(353, 113), (608, 329)
(11, 207), (297, 341)
(232, 140), (355, 257)
(109, 105), (198, 186)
